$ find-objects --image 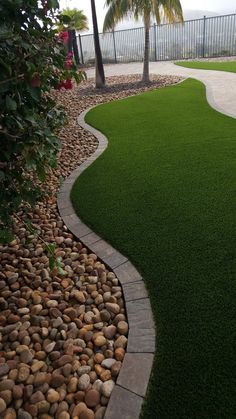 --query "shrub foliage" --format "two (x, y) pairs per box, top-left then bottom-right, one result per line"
(0, 0), (85, 240)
